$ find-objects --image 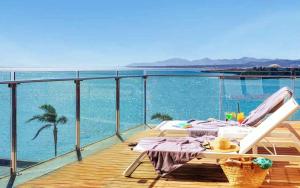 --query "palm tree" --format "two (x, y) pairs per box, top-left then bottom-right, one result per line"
(26, 104), (68, 157)
(151, 113), (173, 122)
